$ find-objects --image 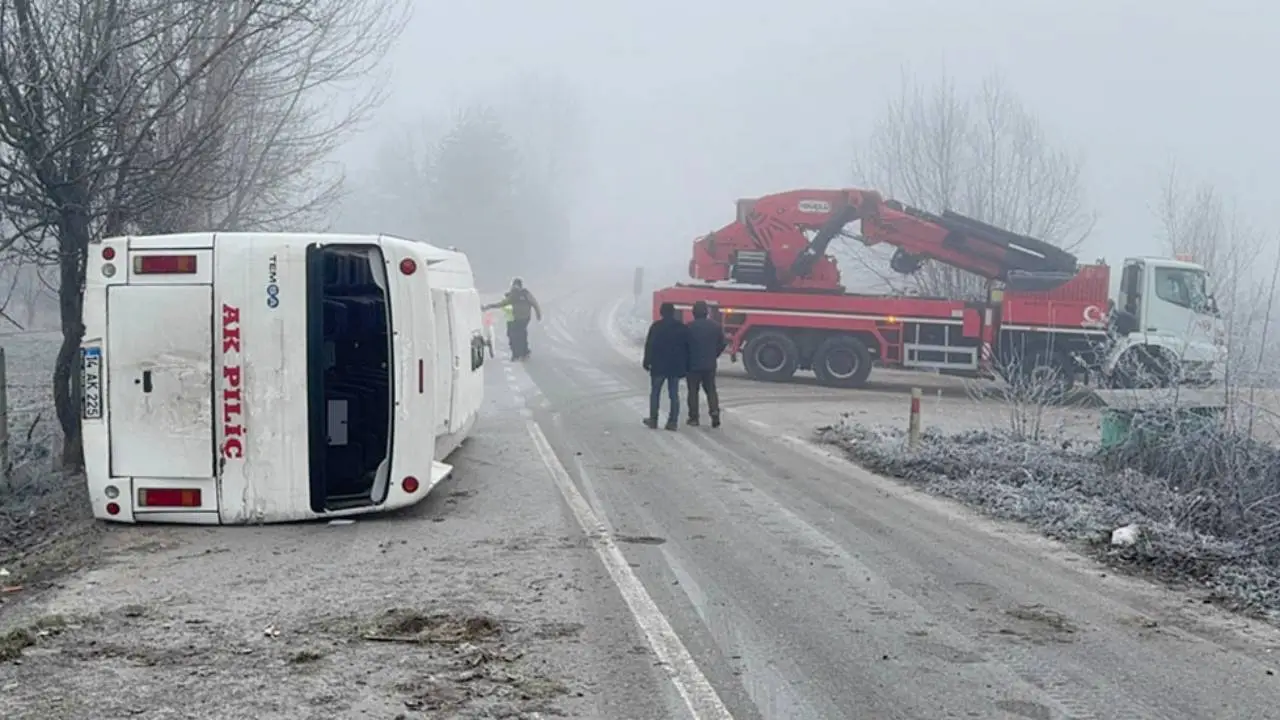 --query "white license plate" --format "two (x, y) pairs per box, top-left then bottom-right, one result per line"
(81, 346), (102, 420)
